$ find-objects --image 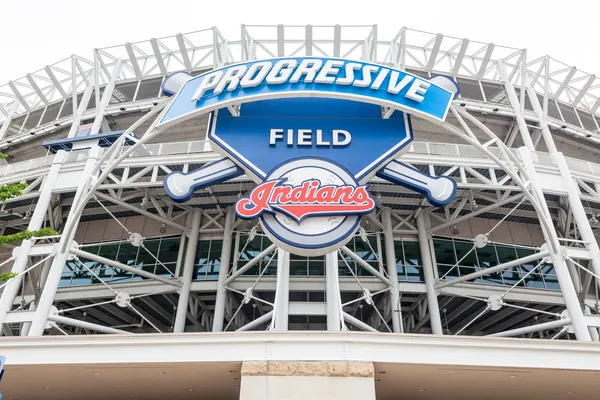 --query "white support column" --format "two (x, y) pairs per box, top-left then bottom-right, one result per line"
(518, 148), (591, 341)
(524, 75), (558, 154)
(416, 212), (443, 335)
(272, 248), (290, 331)
(325, 252), (342, 331)
(0, 151), (65, 333)
(27, 146), (102, 336)
(173, 209), (202, 333)
(554, 152), (600, 288)
(498, 61), (535, 151)
(212, 207), (234, 332)
(67, 76), (96, 139)
(90, 59), (123, 136)
(382, 208), (402, 333)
